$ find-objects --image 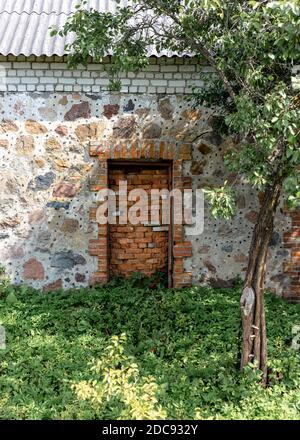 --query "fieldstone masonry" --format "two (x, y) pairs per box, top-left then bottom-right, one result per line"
(0, 56), (298, 300)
